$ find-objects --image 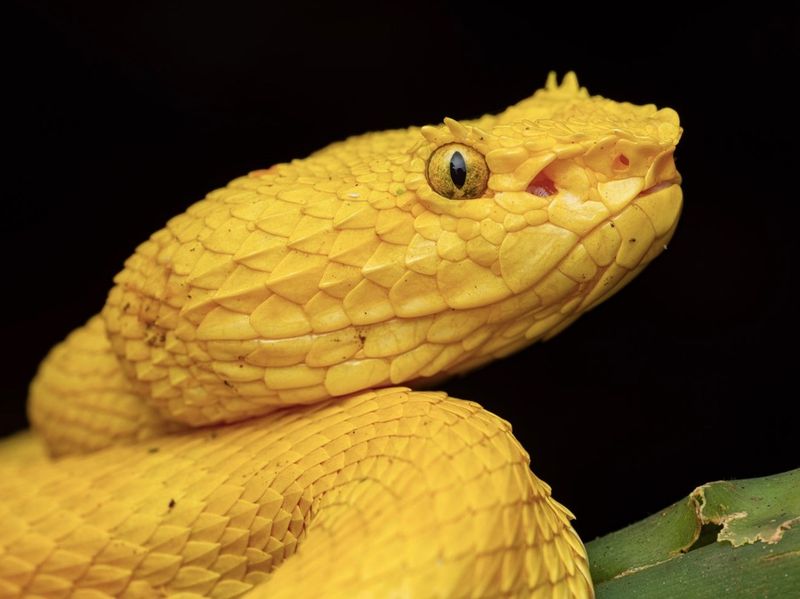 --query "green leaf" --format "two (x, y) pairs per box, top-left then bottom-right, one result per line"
(586, 468), (800, 598)
(696, 469), (800, 546)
